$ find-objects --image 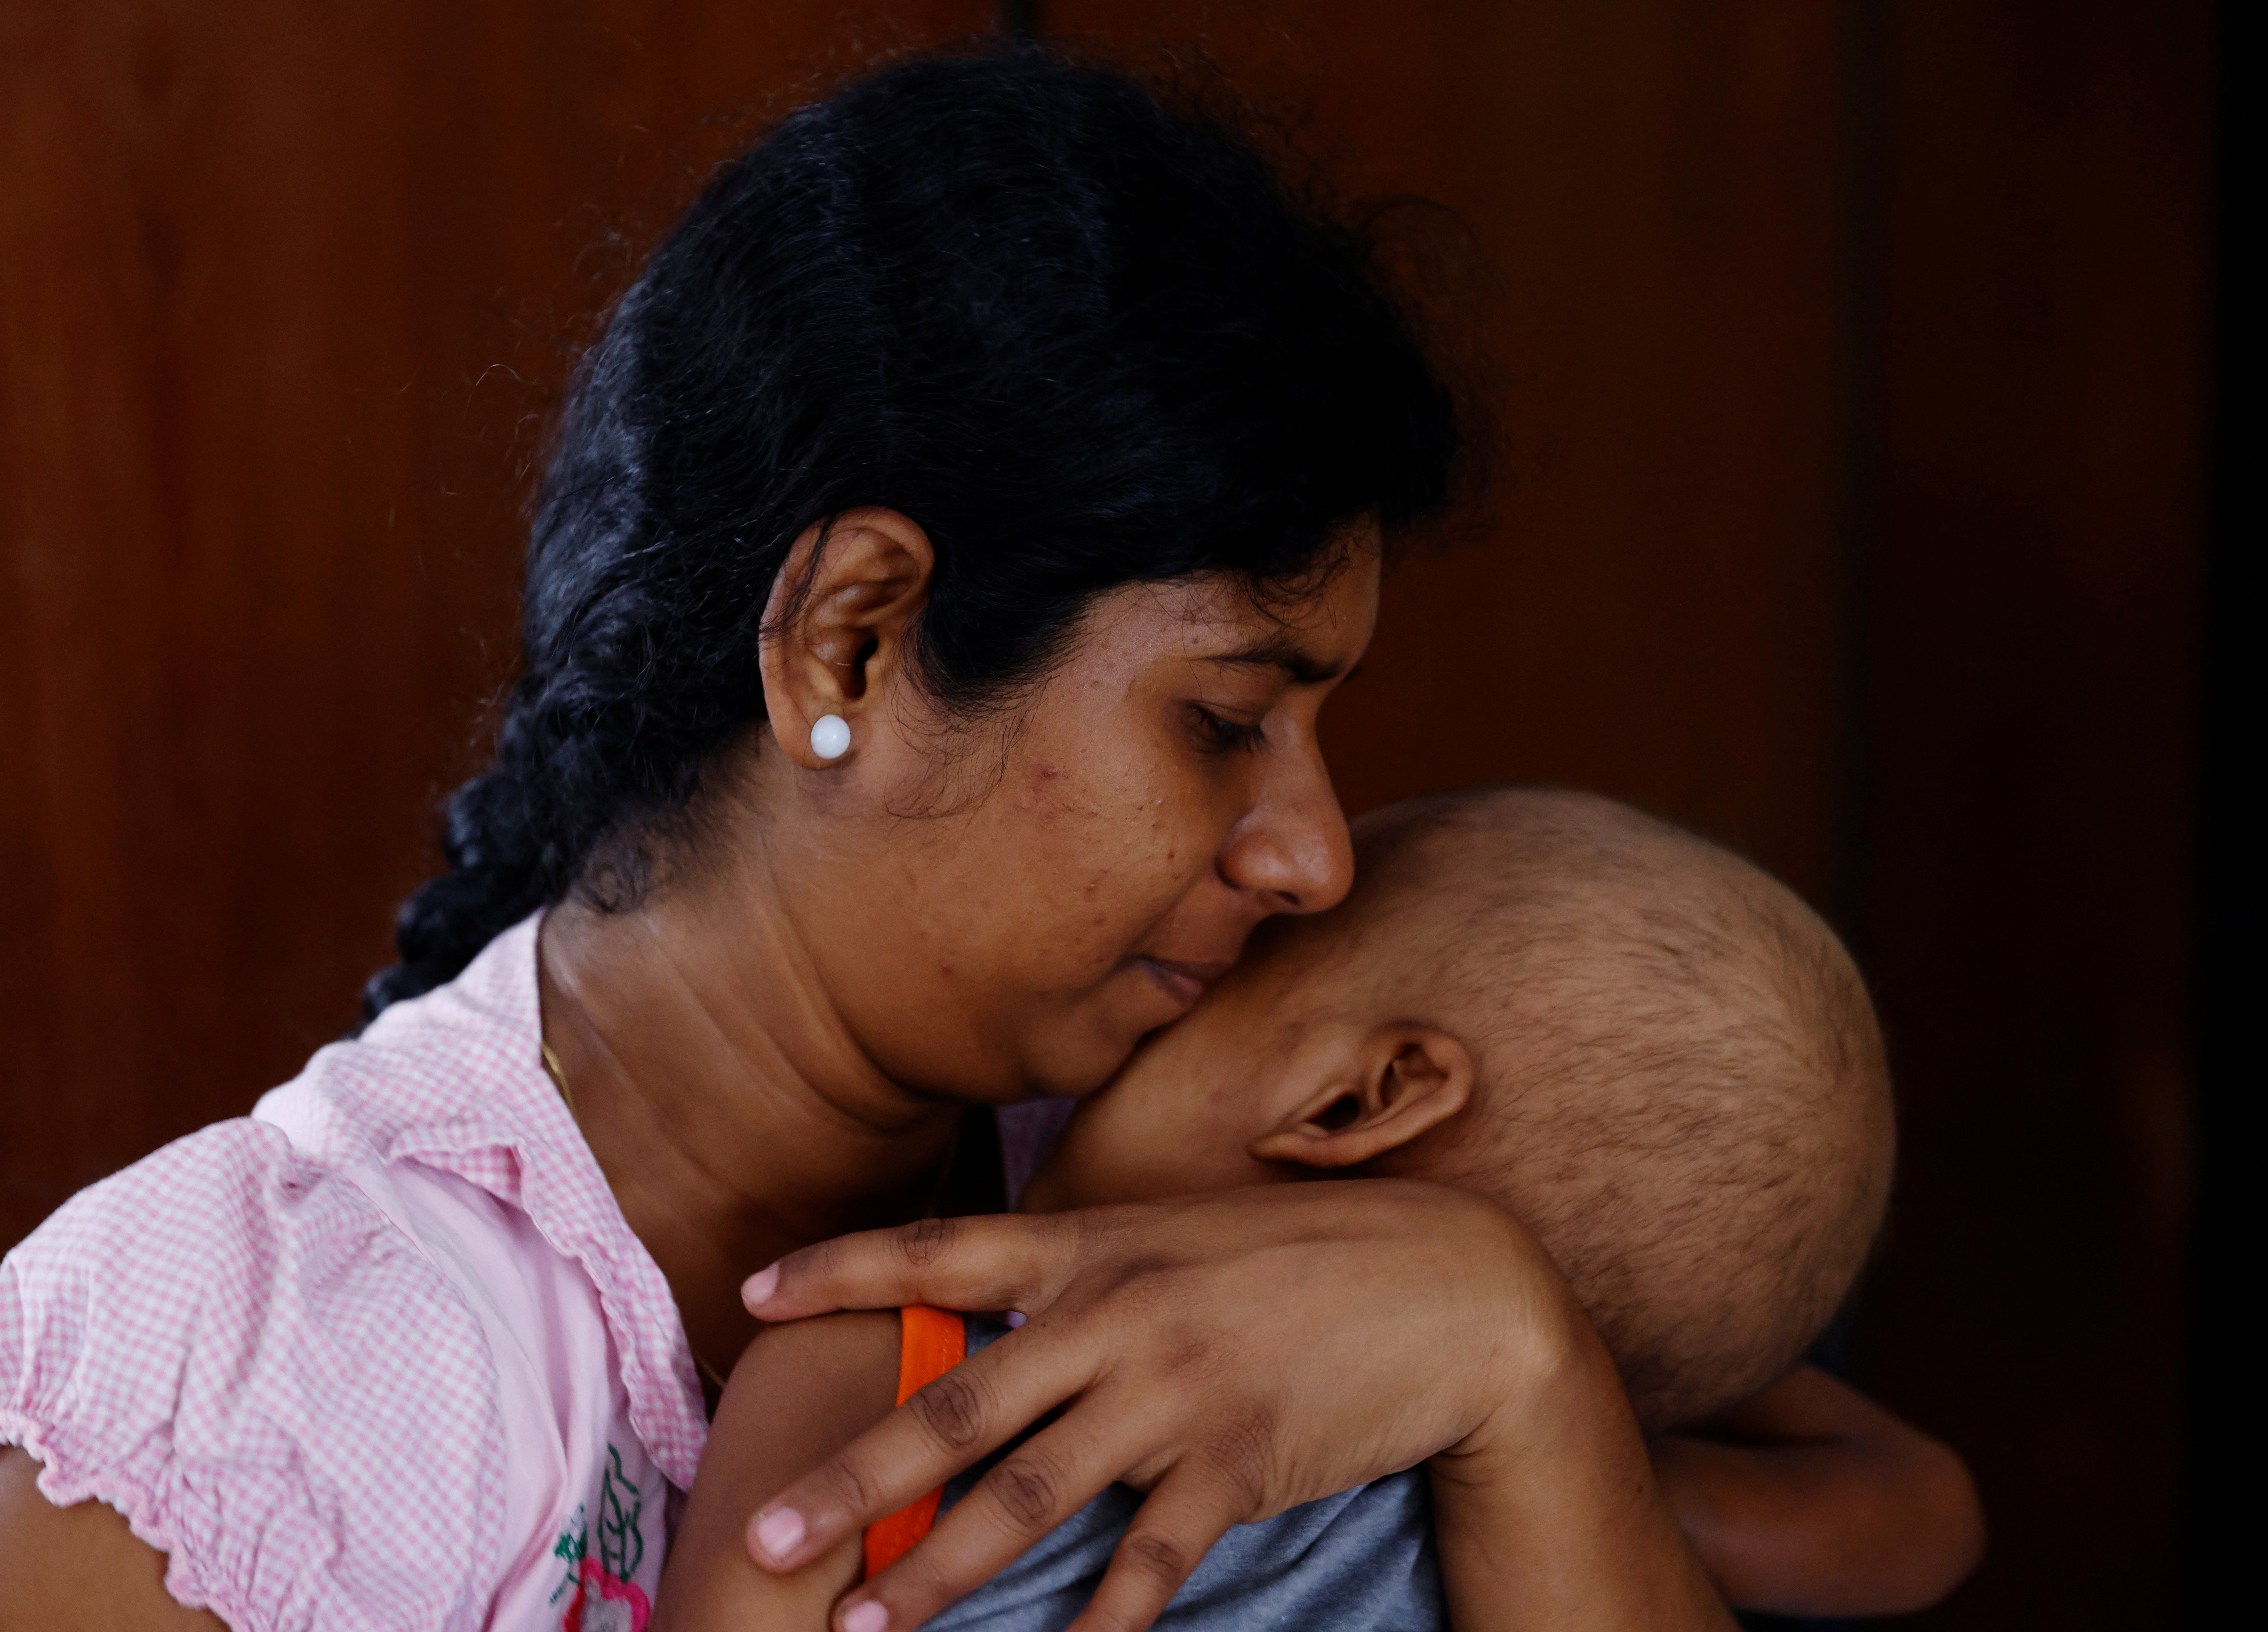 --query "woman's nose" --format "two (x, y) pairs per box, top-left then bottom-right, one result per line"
(1219, 737), (1354, 915)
